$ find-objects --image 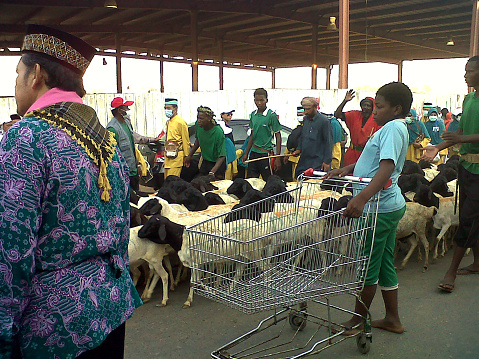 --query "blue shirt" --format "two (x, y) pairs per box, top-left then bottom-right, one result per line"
(354, 119), (408, 213)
